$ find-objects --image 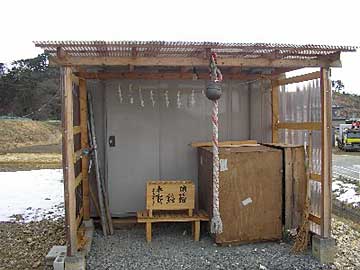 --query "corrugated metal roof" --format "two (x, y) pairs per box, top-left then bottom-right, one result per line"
(34, 40), (357, 60)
